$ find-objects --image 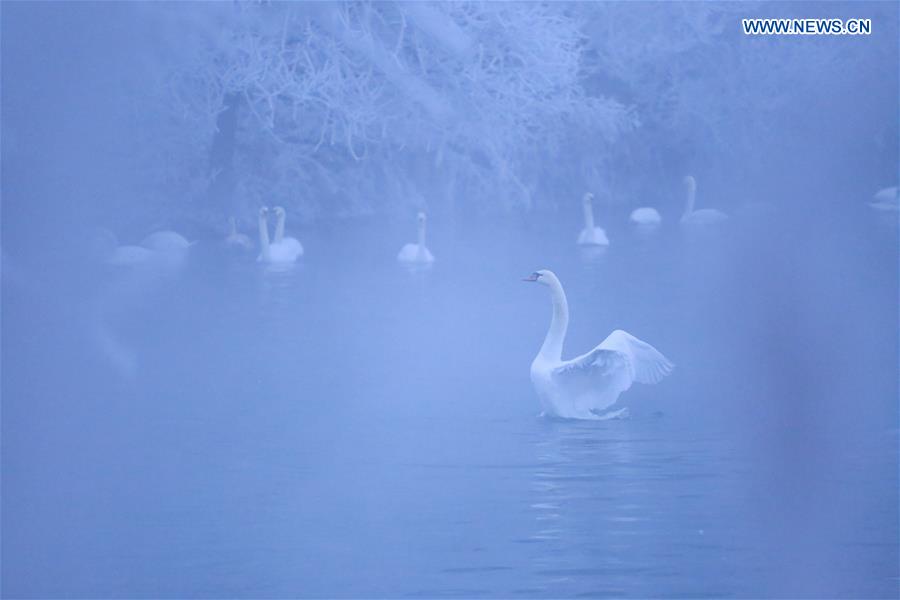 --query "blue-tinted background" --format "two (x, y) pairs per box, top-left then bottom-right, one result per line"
(2, 2), (898, 598)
